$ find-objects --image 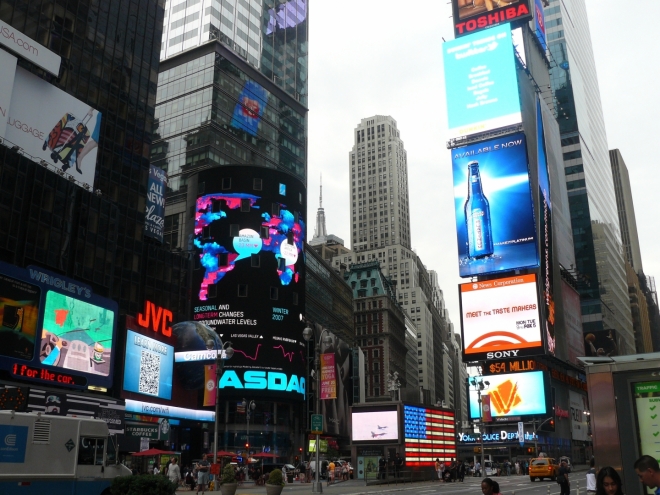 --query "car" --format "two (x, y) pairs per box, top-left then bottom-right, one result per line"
(529, 457), (559, 481)
(559, 456), (572, 473)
